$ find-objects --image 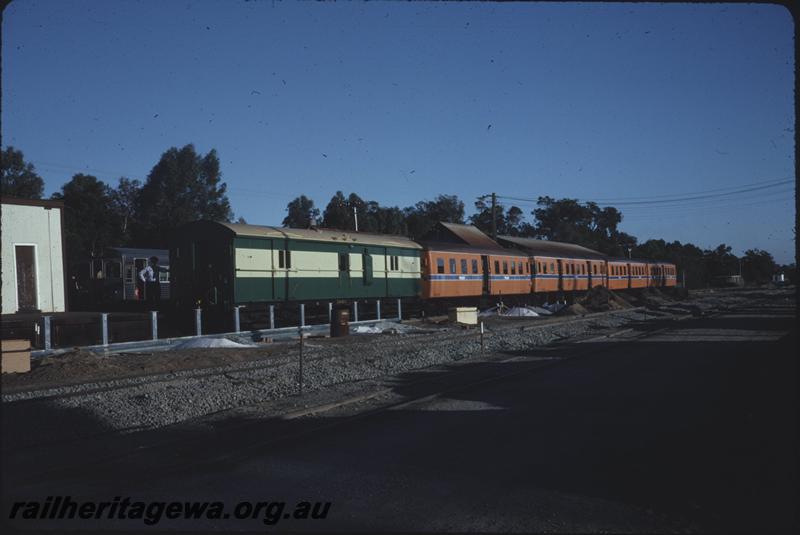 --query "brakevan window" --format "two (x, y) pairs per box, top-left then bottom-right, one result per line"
(437, 258), (445, 274)
(494, 260), (500, 273)
(550, 262), (555, 273)
(471, 259), (478, 274)
(511, 261), (516, 274)
(461, 259), (468, 274)
(279, 250), (291, 269)
(449, 258), (456, 274)
(338, 252), (349, 271)
(503, 261), (508, 274)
